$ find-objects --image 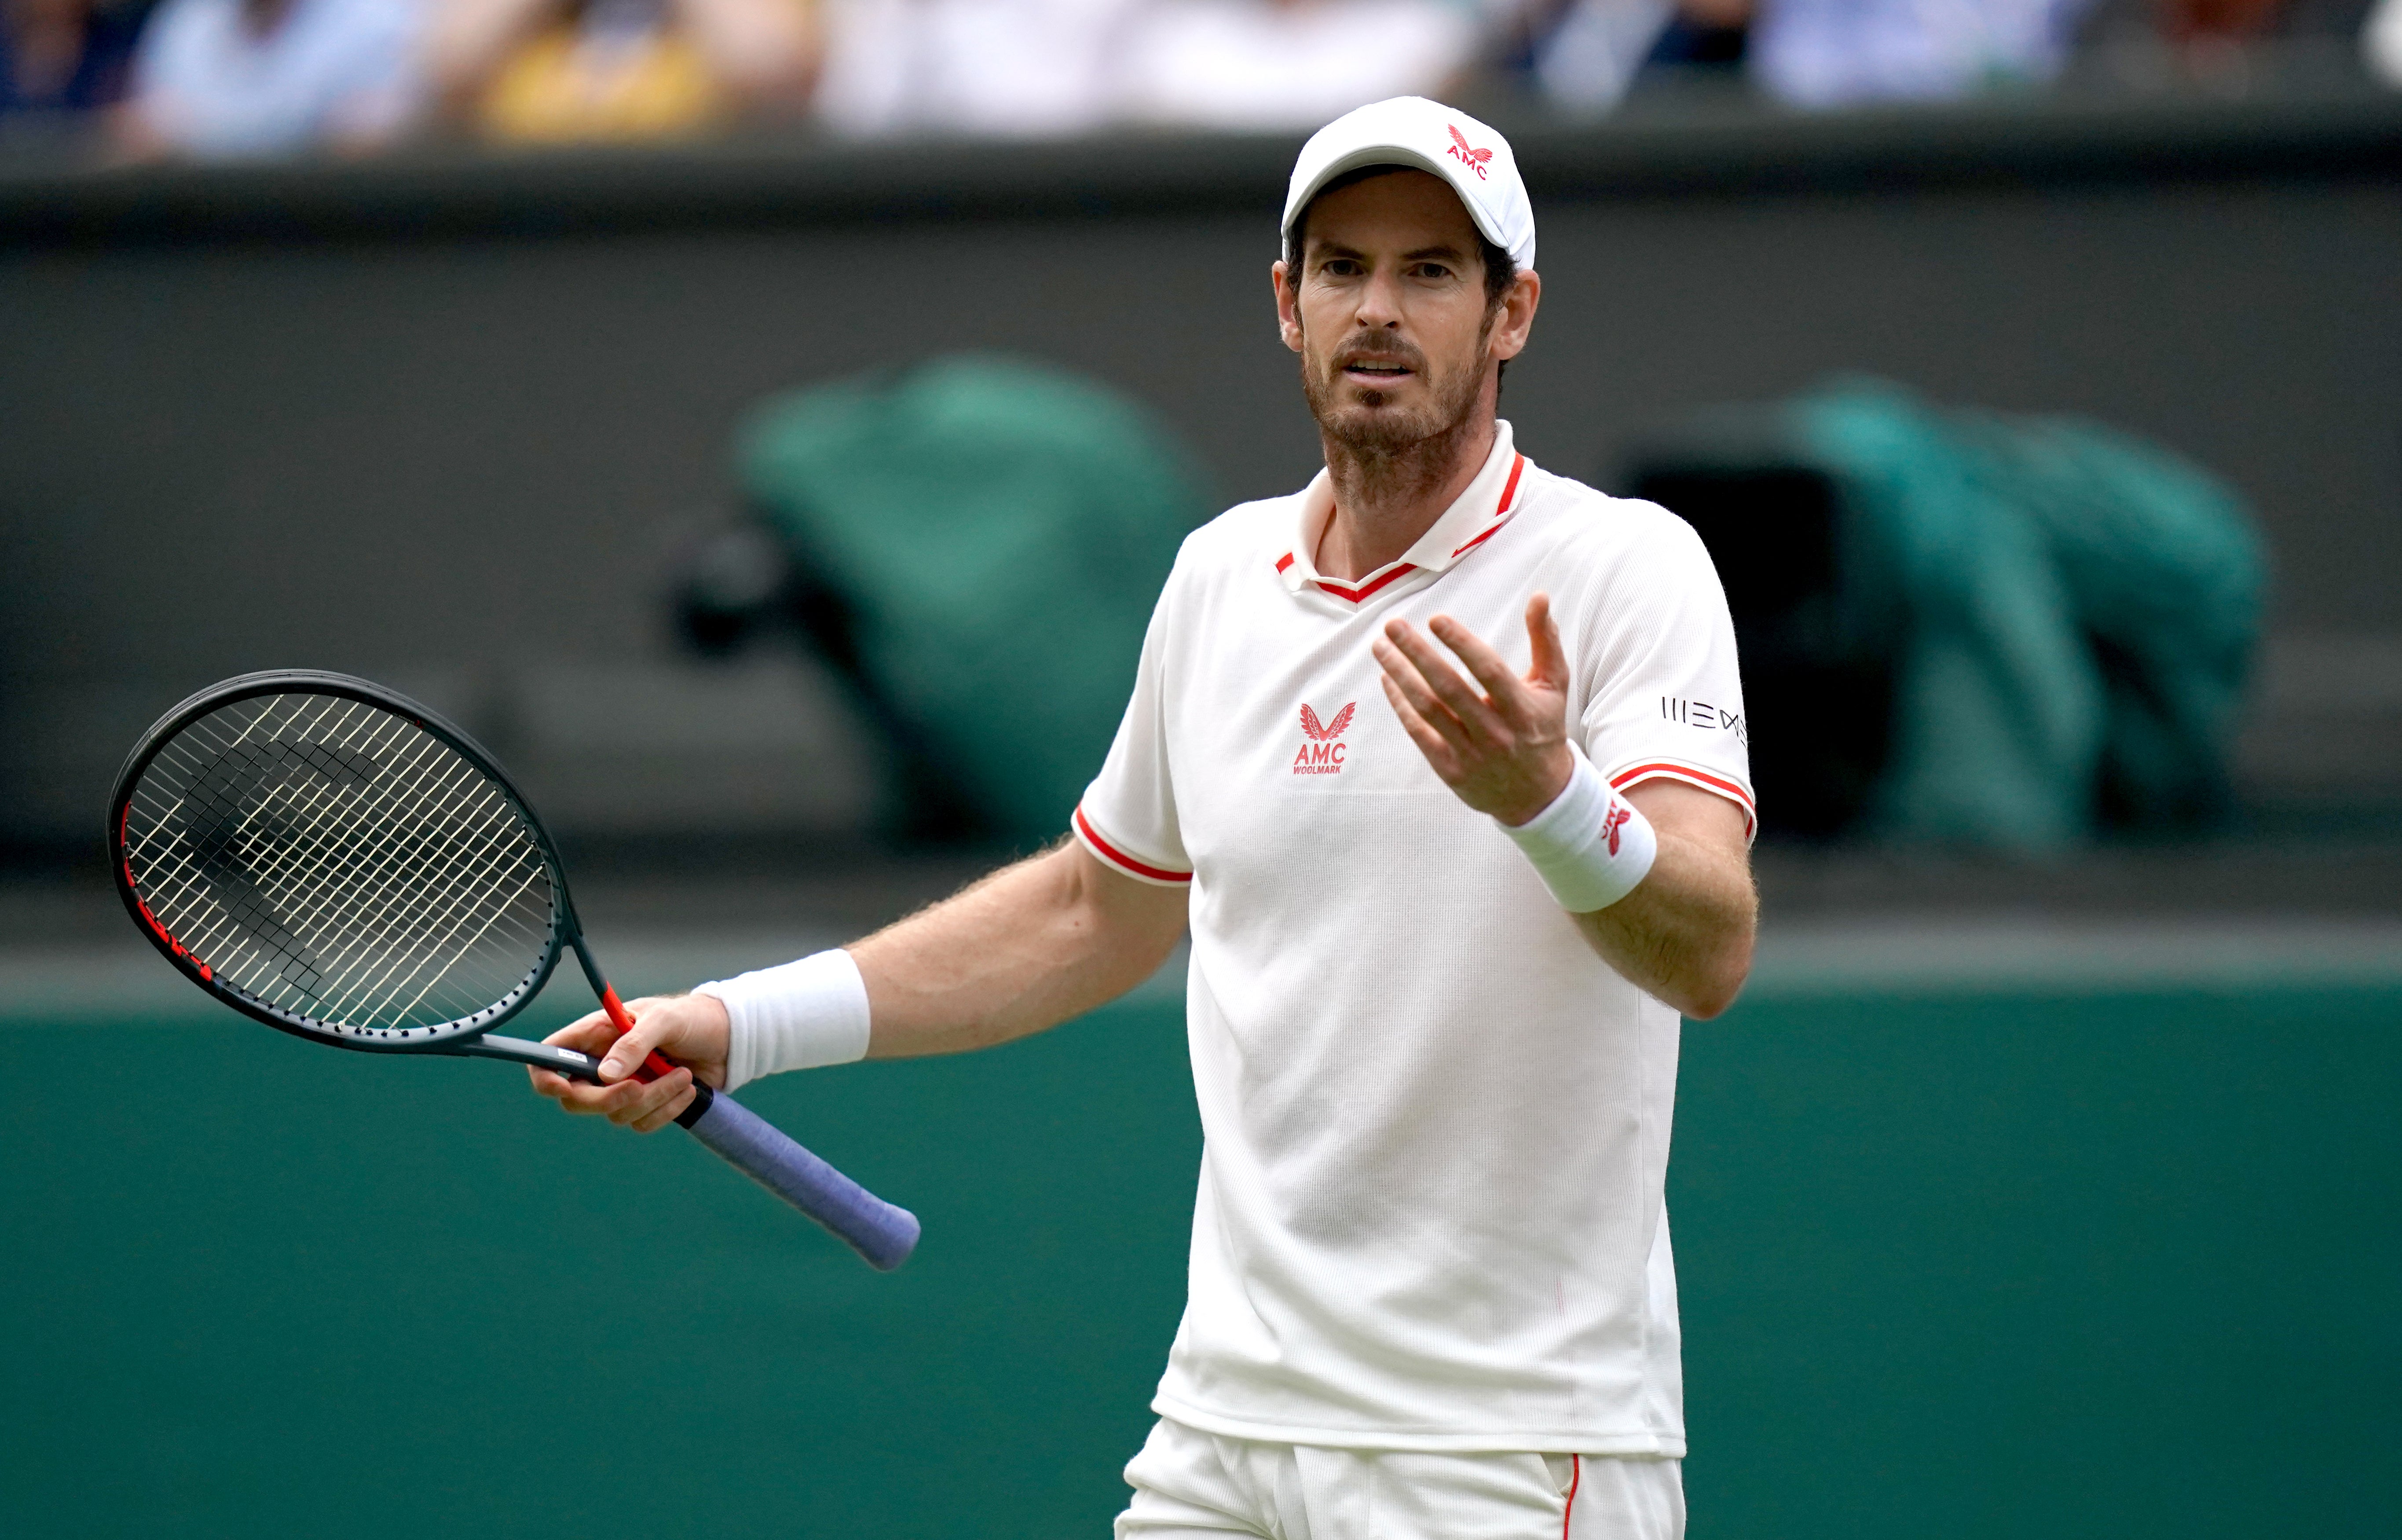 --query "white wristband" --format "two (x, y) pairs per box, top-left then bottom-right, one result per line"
(1498, 752), (1659, 913)
(694, 948), (871, 1092)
